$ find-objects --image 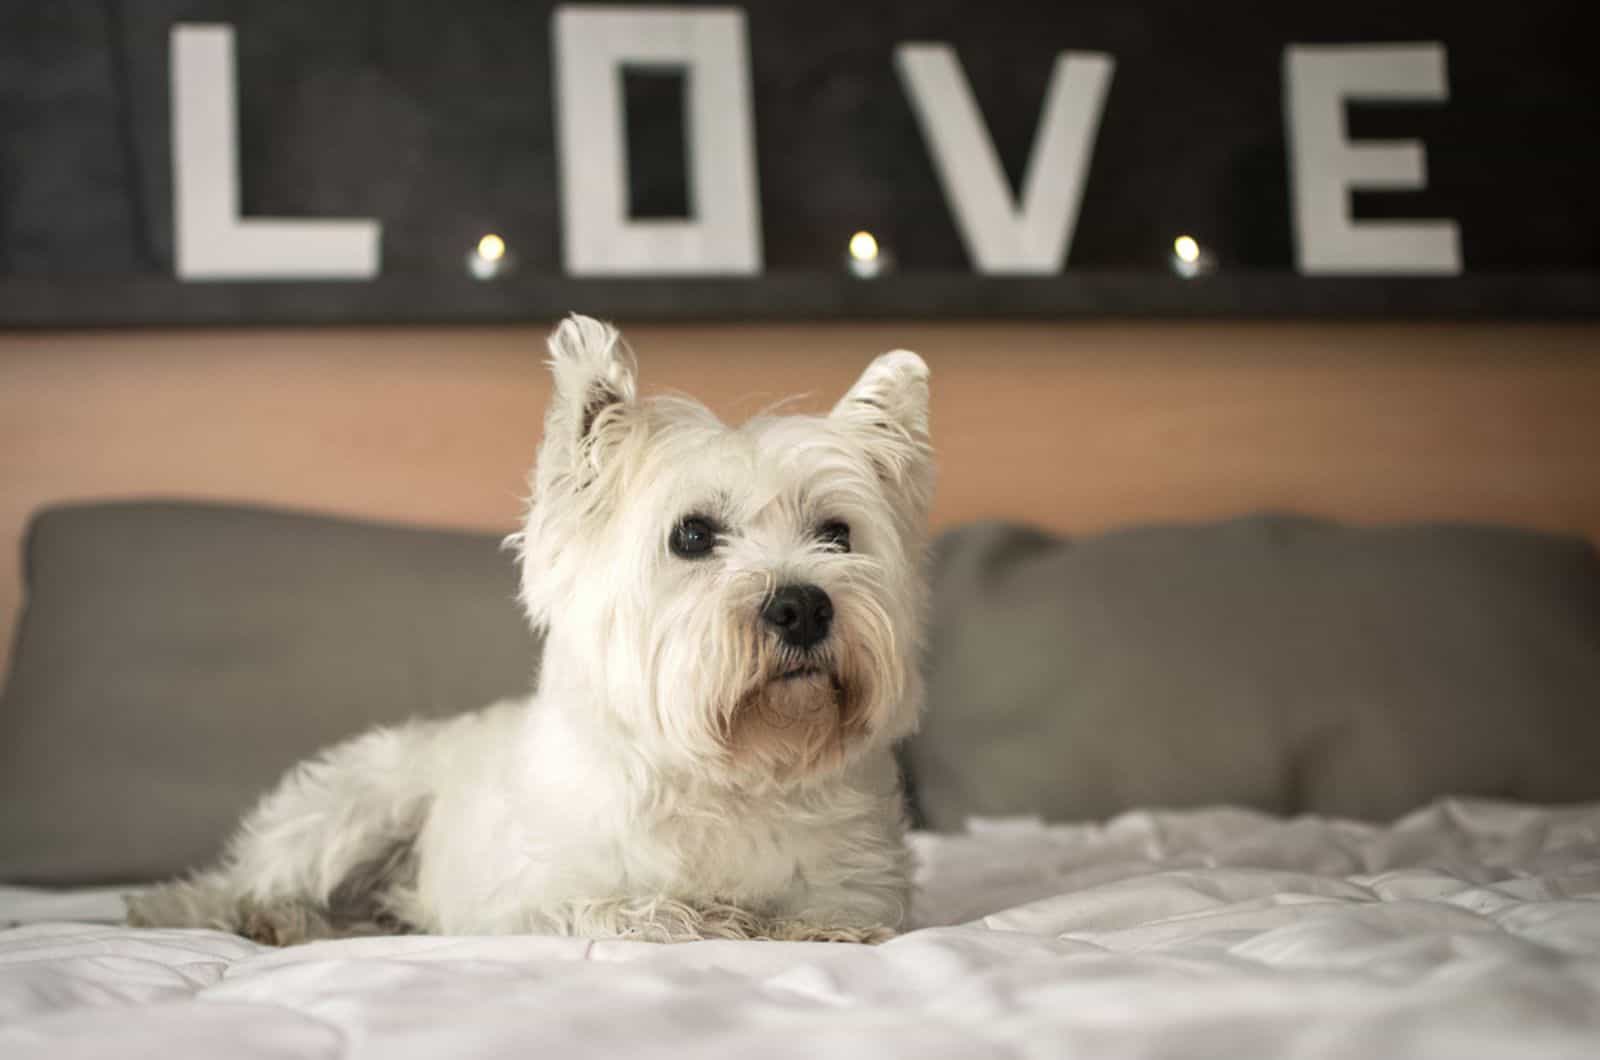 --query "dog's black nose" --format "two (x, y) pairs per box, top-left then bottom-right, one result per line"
(762, 584), (833, 648)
